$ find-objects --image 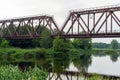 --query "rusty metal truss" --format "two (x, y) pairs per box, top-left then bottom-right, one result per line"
(1, 5), (120, 39)
(0, 15), (60, 39)
(60, 6), (120, 38)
